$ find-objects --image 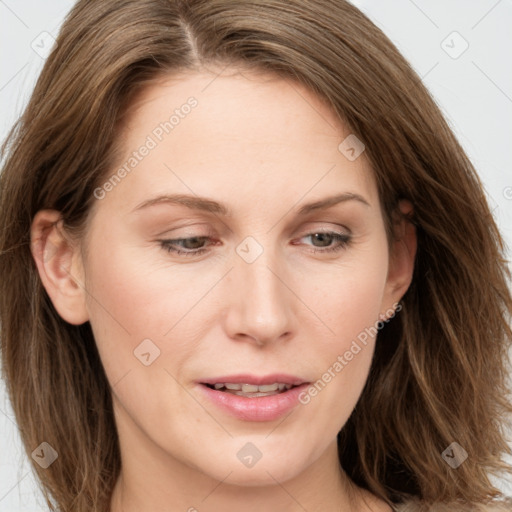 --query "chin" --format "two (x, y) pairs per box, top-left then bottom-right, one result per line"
(215, 463), (302, 487)
(193, 444), (309, 487)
